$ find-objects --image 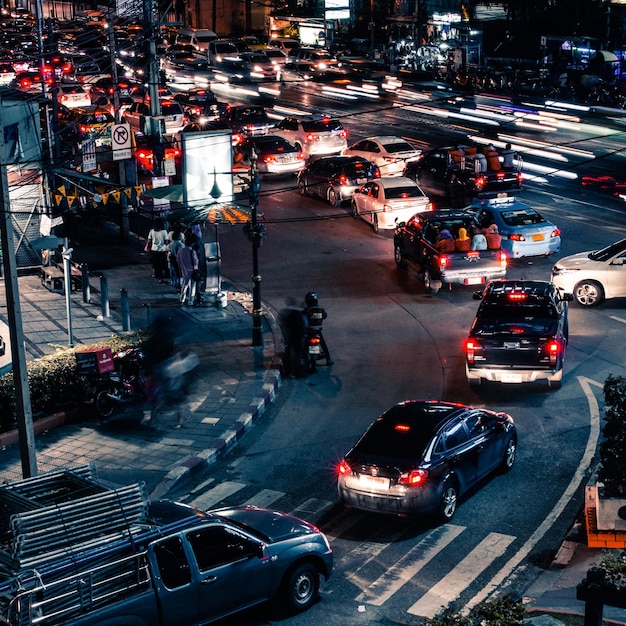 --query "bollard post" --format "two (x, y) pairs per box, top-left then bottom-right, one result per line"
(121, 288), (131, 331)
(100, 274), (110, 318)
(81, 263), (90, 304)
